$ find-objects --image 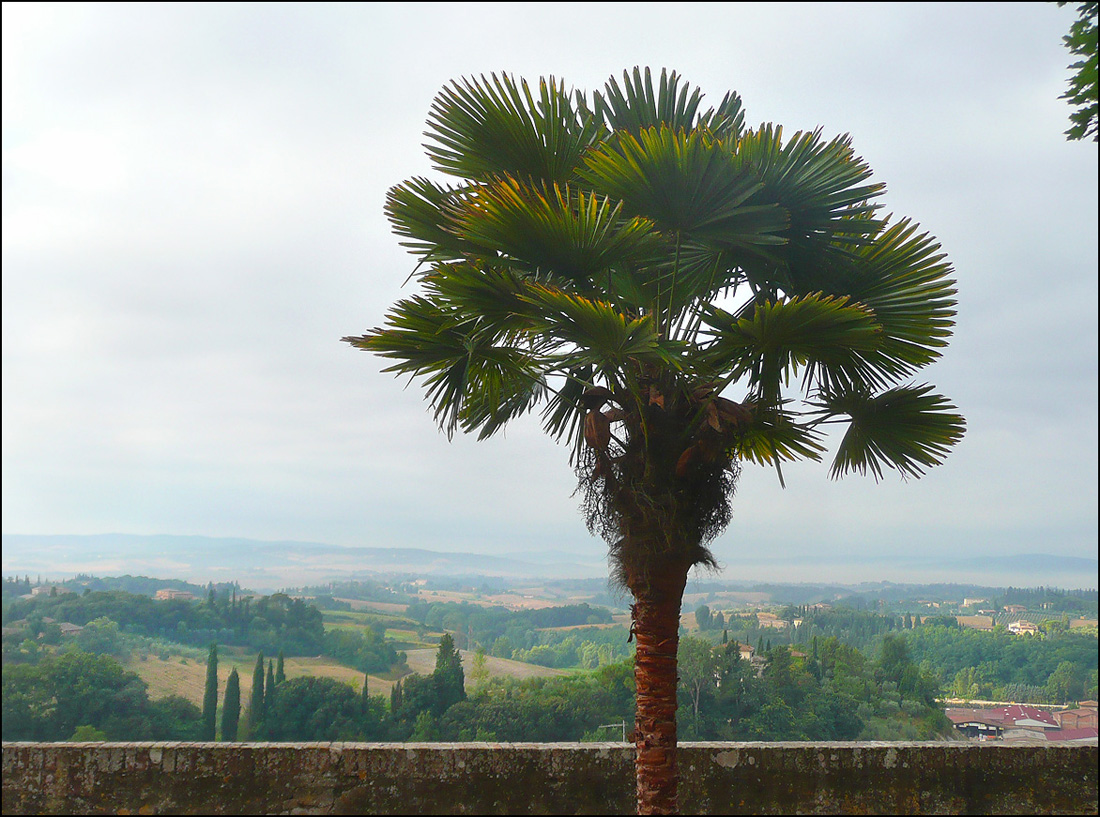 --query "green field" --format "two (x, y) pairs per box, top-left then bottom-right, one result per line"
(320, 609), (437, 648)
